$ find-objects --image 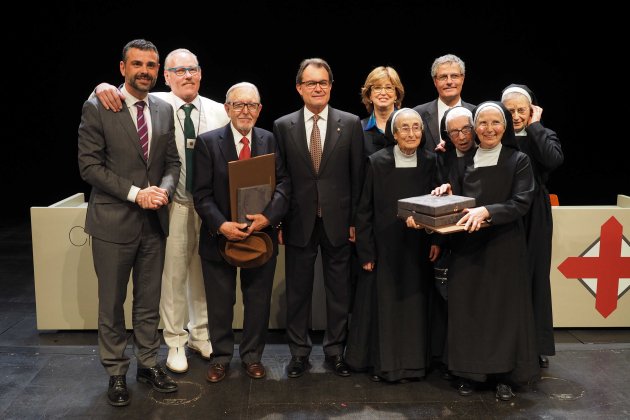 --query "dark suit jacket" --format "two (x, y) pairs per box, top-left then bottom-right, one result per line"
(413, 99), (475, 152)
(78, 95), (180, 243)
(193, 124), (291, 262)
(273, 106), (364, 248)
